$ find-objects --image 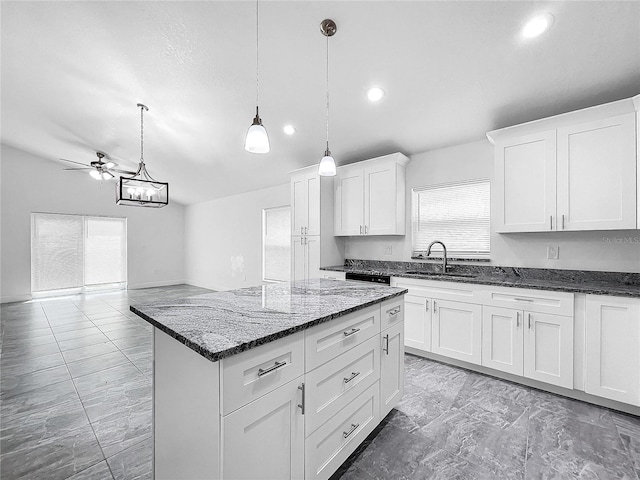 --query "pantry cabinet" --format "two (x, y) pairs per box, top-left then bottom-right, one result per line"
(292, 235), (320, 282)
(291, 169), (320, 236)
(334, 153), (410, 236)
(585, 295), (640, 406)
(488, 96), (639, 232)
